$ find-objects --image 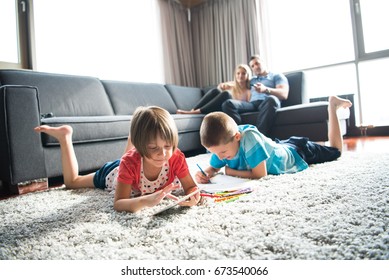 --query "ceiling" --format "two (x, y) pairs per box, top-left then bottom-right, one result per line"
(177, 0), (208, 8)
